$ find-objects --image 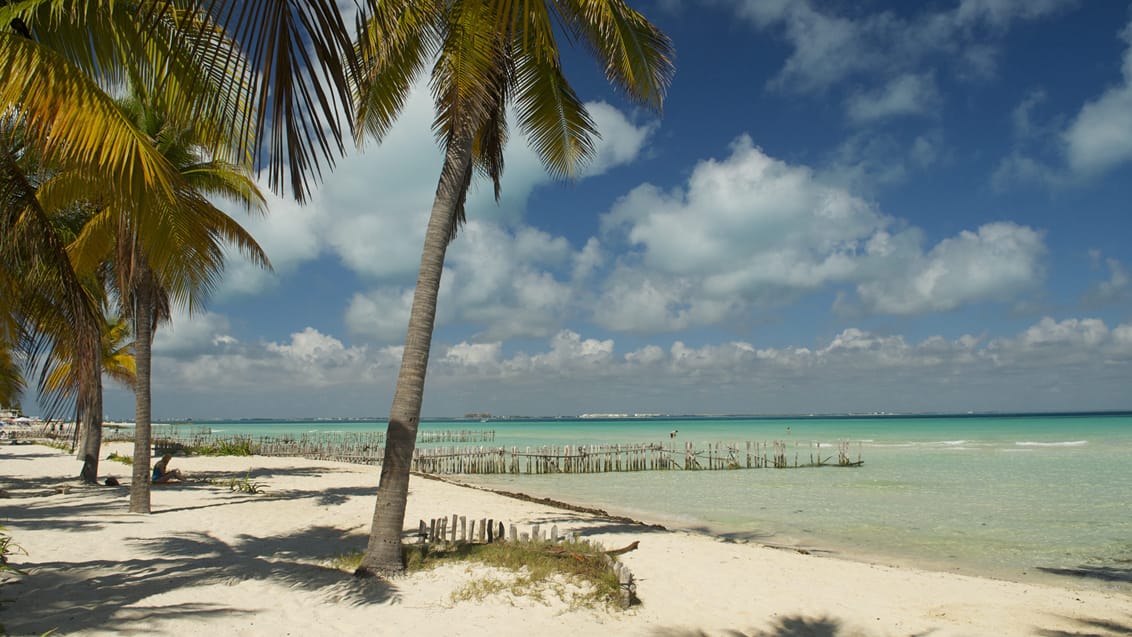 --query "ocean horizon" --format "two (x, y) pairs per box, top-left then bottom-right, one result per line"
(148, 412), (1131, 593)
